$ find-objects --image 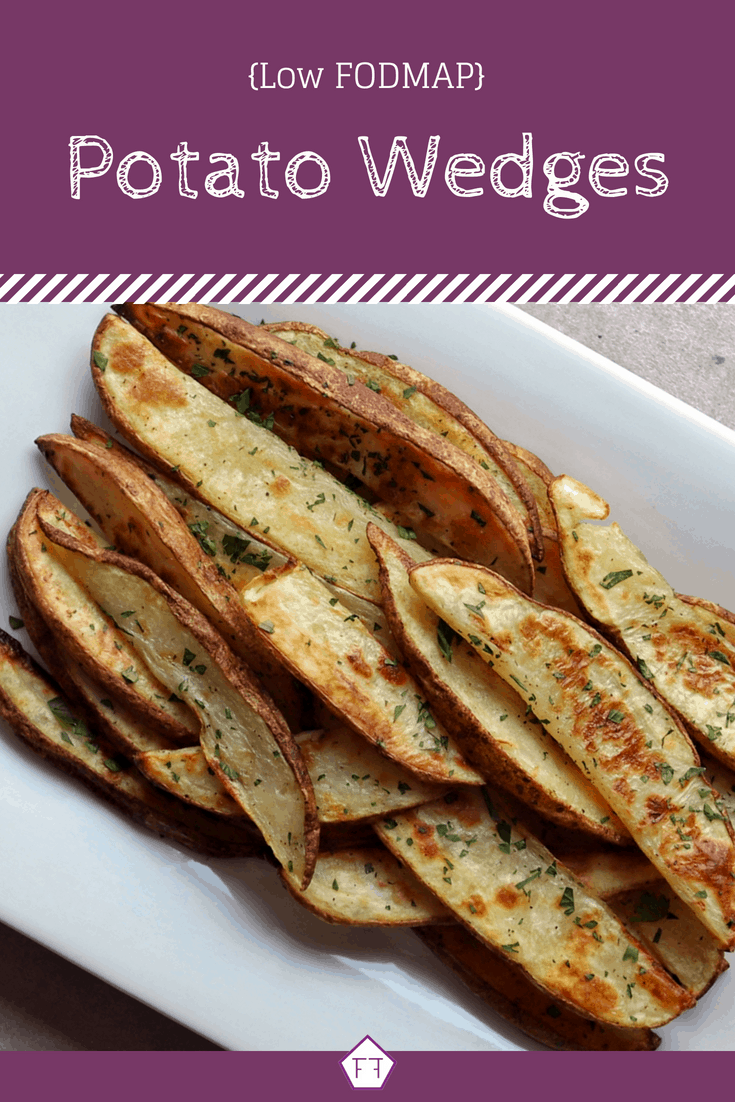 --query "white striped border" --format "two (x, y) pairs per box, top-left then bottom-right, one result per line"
(1, 273), (735, 304)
